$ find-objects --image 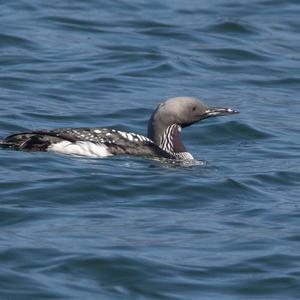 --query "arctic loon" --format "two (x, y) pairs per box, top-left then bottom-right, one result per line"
(0, 97), (238, 160)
